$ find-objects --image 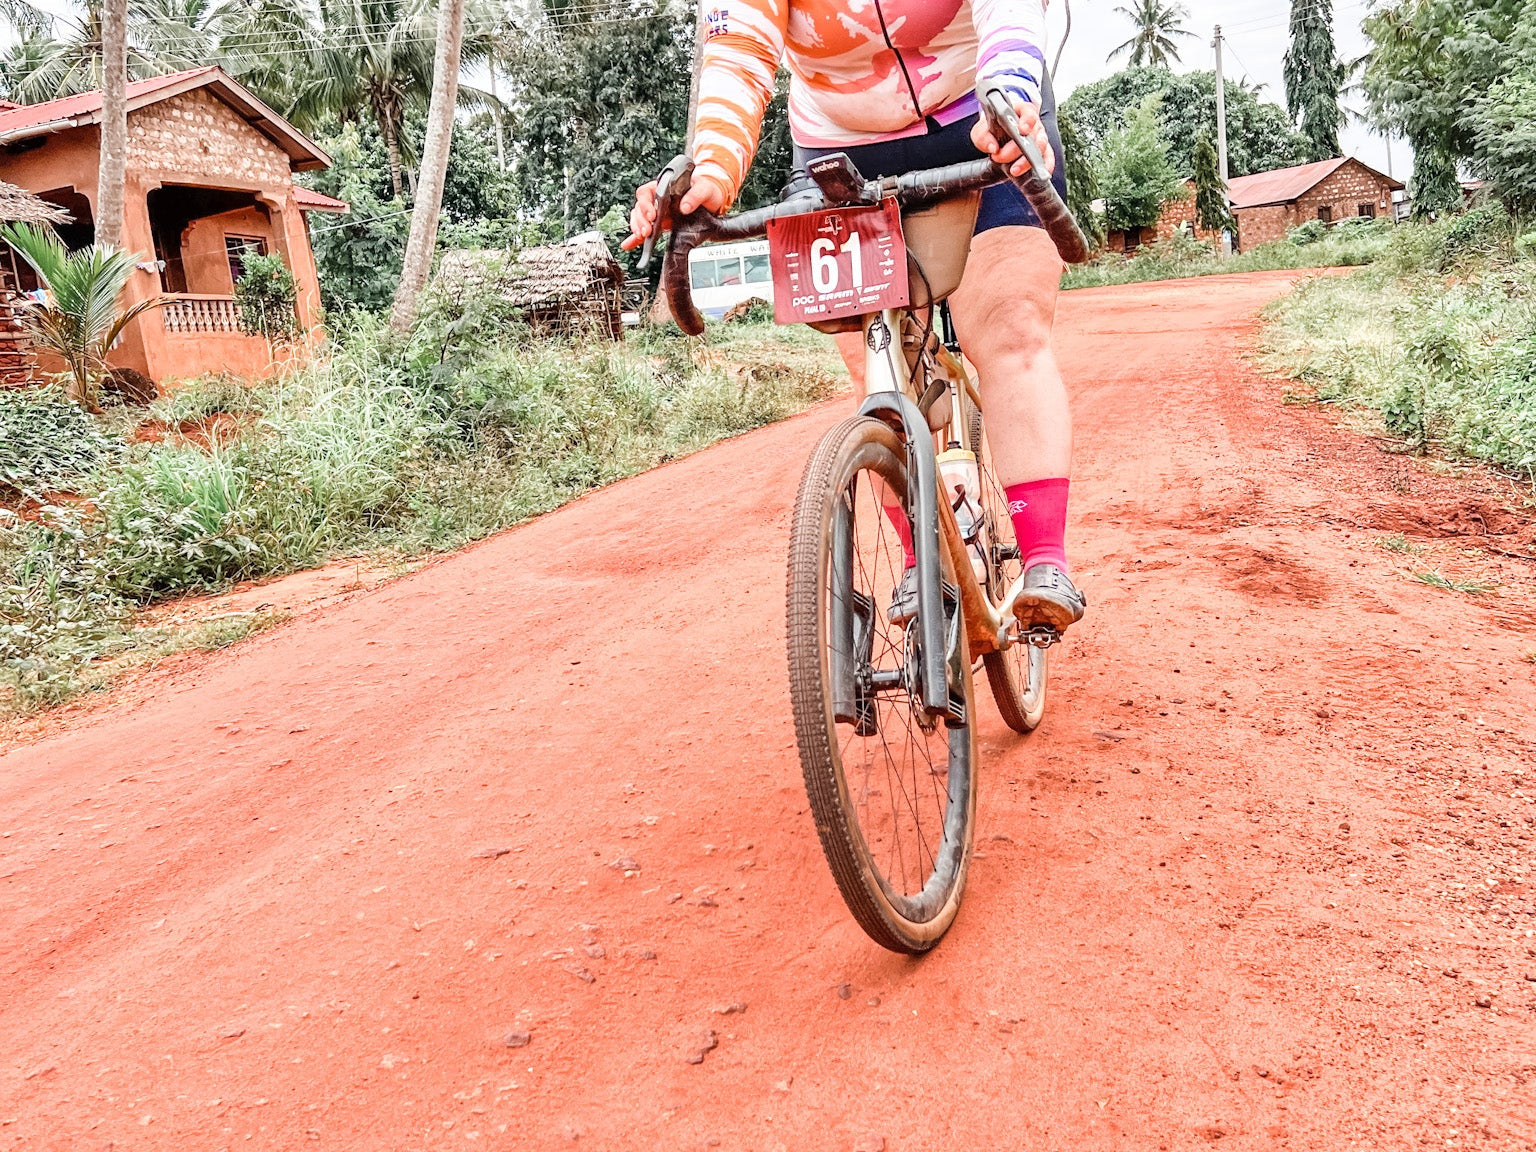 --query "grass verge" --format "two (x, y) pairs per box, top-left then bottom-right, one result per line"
(1258, 209), (1536, 479)
(1062, 217), (1393, 291)
(1, 305), (844, 715)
